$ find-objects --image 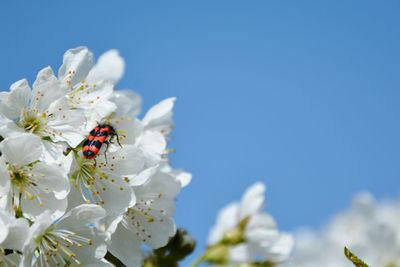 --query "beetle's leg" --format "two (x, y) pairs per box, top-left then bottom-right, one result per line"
(104, 141), (110, 164)
(115, 133), (122, 148)
(109, 132), (122, 148)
